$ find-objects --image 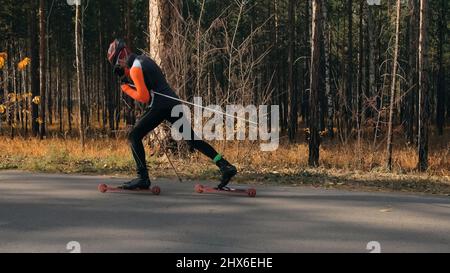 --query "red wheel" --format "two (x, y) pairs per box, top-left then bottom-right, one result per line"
(152, 186), (161, 195)
(98, 184), (108, 193)
(195, 184), (204, 193)
(247, 188), (256, 197)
